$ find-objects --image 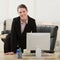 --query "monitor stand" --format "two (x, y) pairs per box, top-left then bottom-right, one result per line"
(30, 50), (55, 53)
